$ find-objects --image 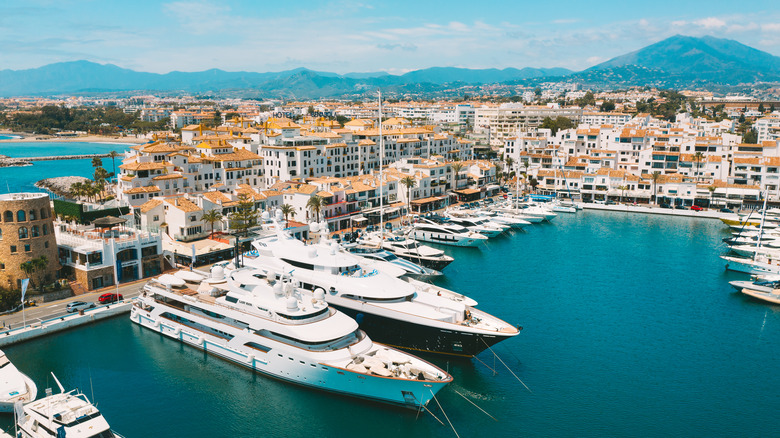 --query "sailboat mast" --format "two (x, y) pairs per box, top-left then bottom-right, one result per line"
(755, 191), (768, 260)
(379, 90), (384, 236)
